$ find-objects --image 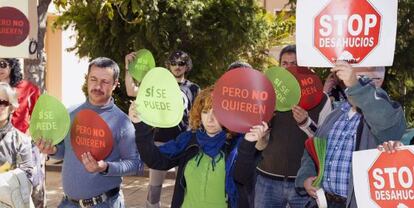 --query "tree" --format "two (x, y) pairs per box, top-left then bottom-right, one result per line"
(24, 0), (52, 93)
(52, 0), (294, 111)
